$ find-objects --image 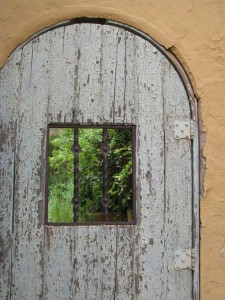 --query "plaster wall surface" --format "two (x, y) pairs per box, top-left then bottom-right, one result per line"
(0, 1), (225, 299)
